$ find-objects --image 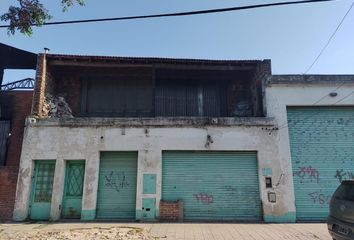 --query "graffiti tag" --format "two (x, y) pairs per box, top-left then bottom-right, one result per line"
(104, 171), (129, 192)
(293, 166), (319, 183)
(308, 191), (331, 207)
(193, 193), (213, 204)
(334, 169), (354, 183)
